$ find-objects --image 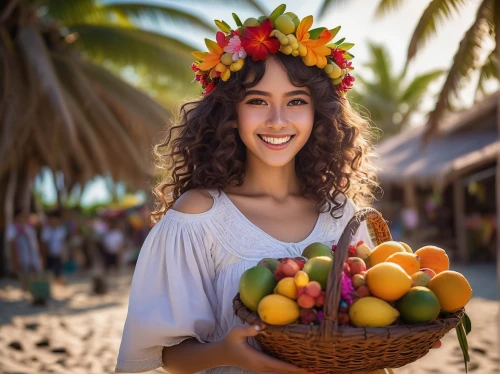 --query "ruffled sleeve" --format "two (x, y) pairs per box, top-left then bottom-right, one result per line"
(115, 211), (217, 373)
